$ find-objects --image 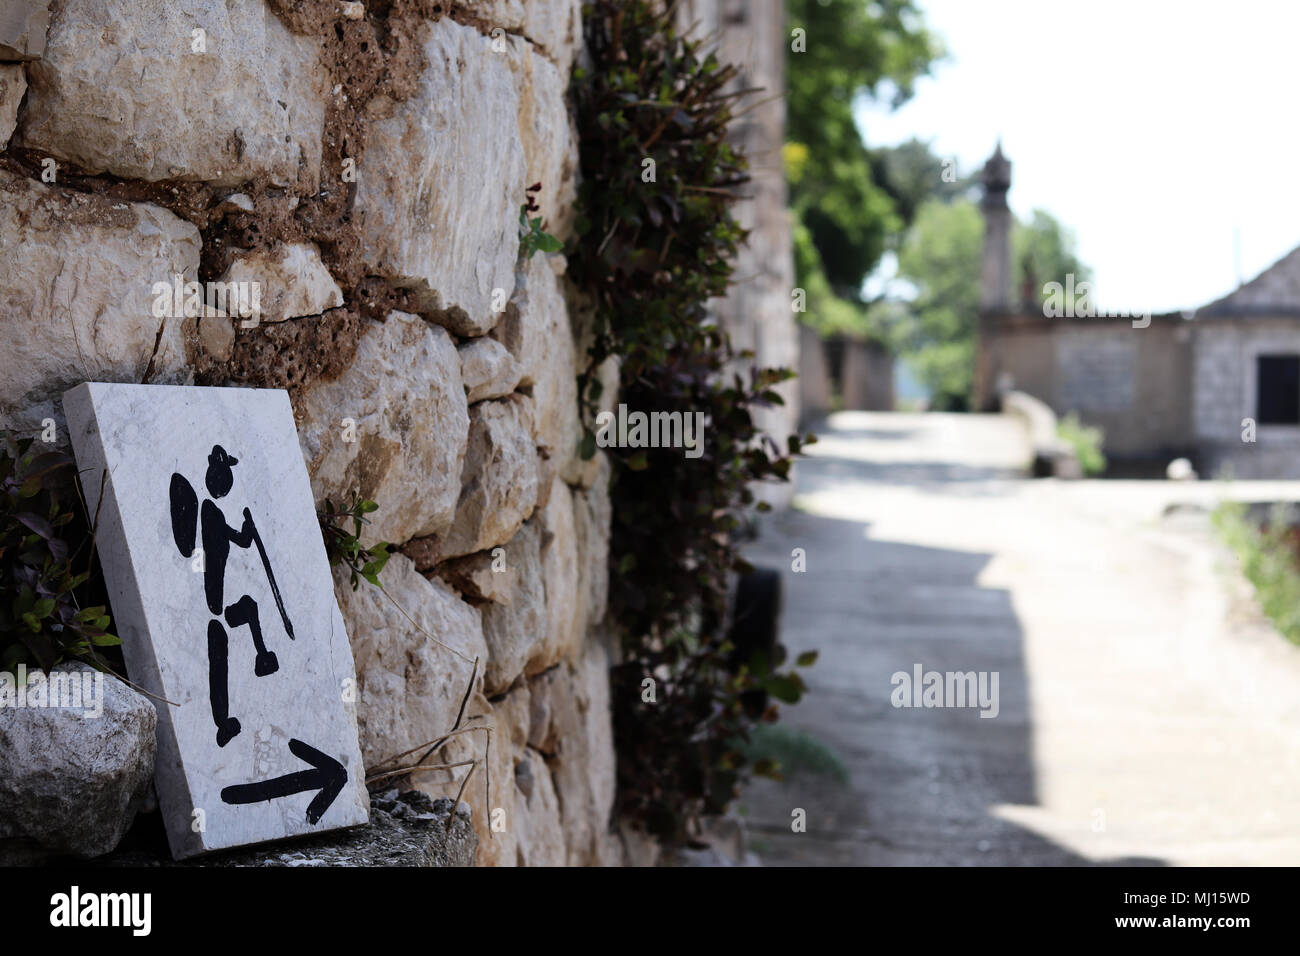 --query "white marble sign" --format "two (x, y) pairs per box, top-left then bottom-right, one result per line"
(63, 383), (369, 859)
